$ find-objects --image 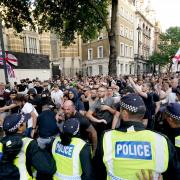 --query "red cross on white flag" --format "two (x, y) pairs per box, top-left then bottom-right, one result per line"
(172, 48), (180, 64)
